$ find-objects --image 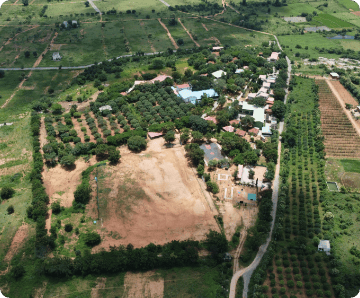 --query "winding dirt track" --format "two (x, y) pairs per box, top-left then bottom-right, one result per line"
(158, 19), (179, 49)
(178, 18), (200, 47)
